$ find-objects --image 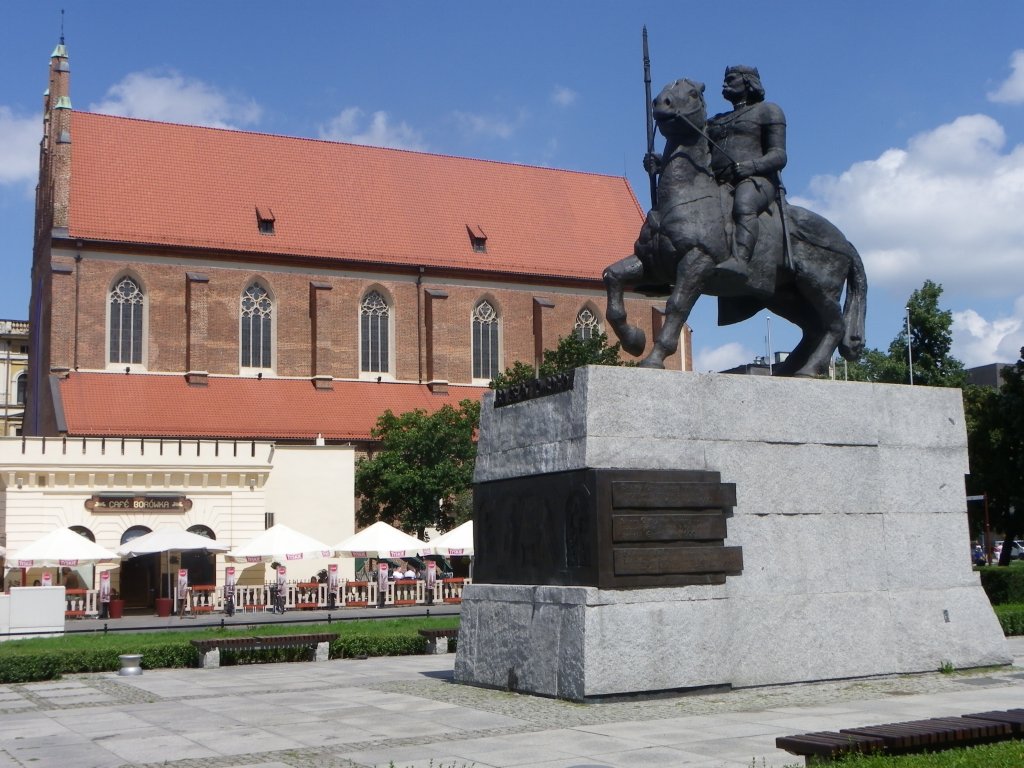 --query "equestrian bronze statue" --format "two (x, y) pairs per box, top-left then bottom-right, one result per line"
(604, 73), (866, 377)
